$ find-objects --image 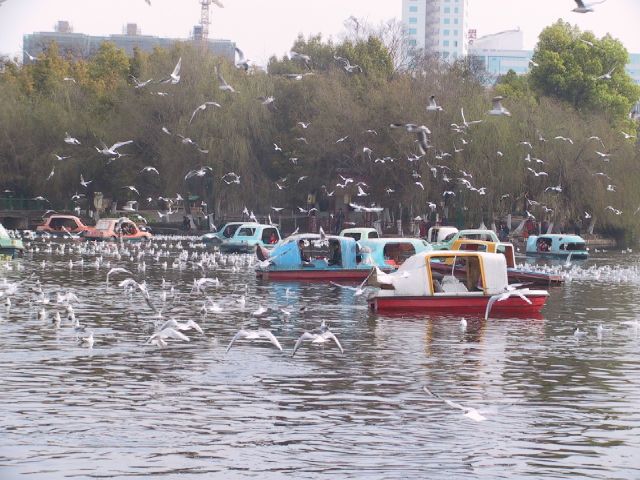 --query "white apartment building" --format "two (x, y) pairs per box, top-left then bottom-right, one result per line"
(402, 0), (469, 60)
